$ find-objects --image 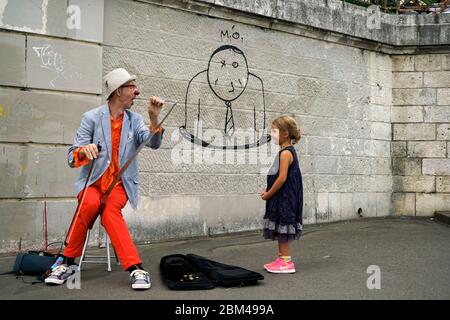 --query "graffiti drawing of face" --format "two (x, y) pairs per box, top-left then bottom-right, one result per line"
(207, 45), (249, 102)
